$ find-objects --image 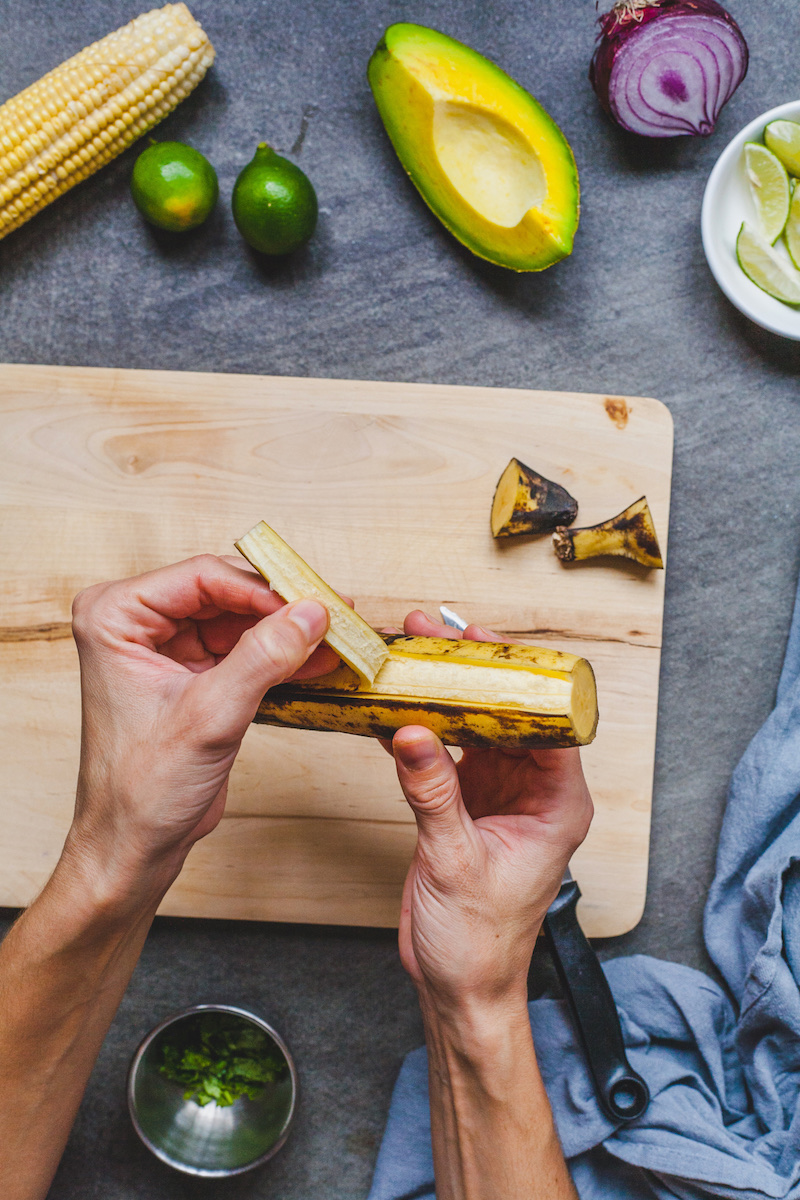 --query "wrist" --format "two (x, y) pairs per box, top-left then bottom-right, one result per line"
(419, 987), (542, 1127)
(418, 984), (574, 1200)
(413, 938), (537, 1029)
(406, 914), (544, 1022)
(417, 982), (532, 1060)
(54, 824), (182, 927)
